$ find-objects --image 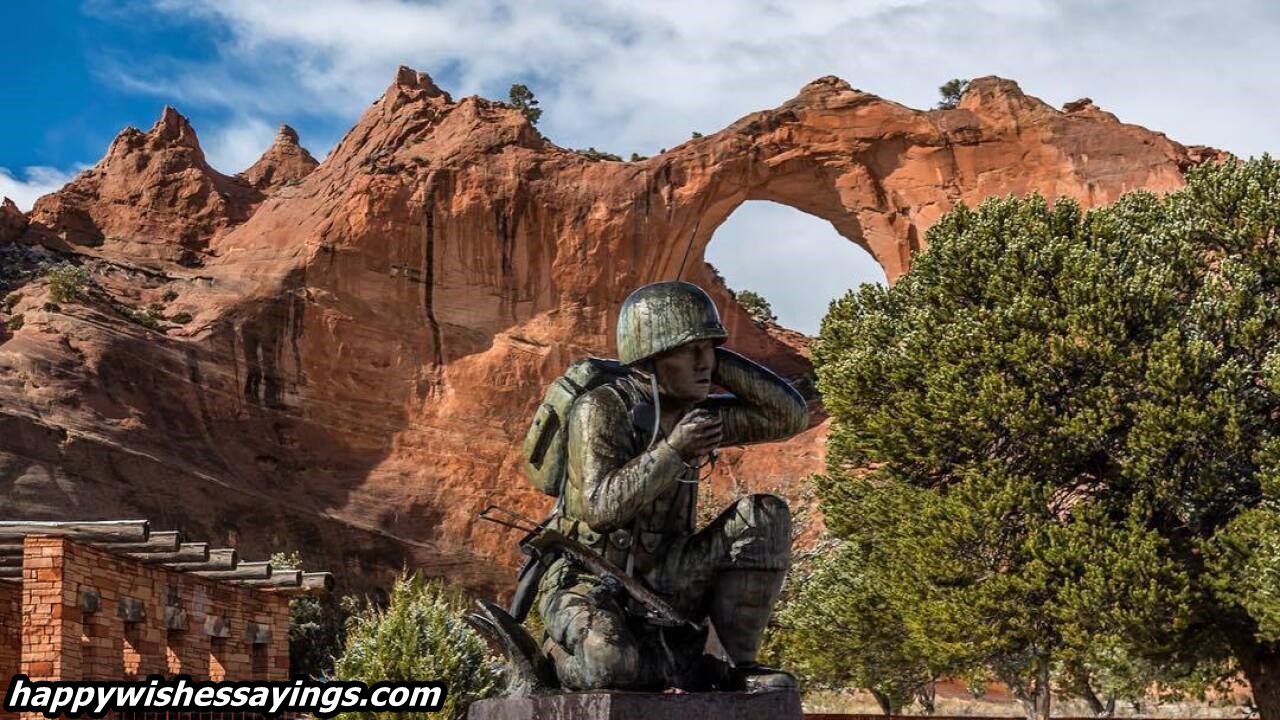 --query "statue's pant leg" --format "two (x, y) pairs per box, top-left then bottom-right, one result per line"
(538, 565), (653, 690)
(654, 493), (791, 665)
